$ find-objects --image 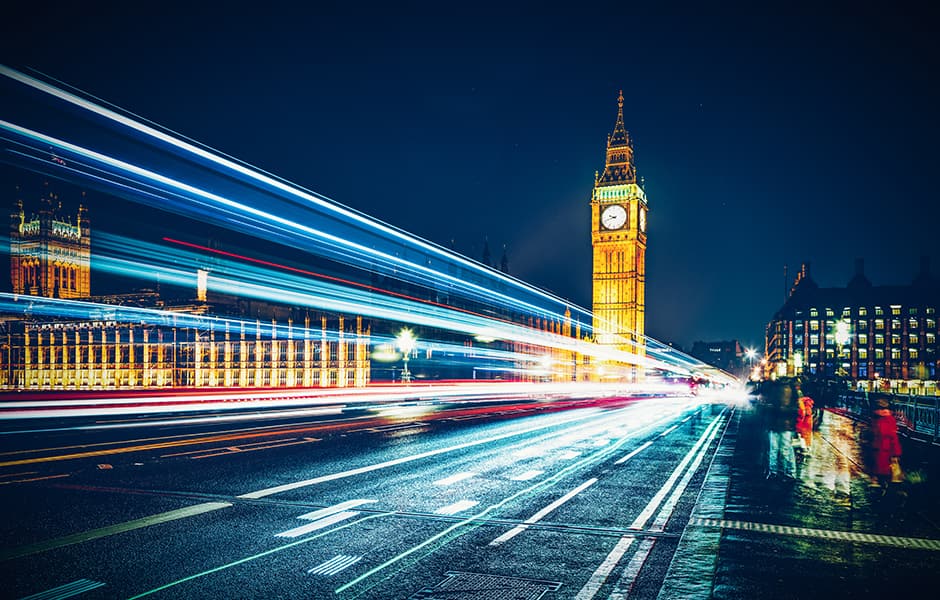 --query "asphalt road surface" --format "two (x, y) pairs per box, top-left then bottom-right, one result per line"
(0, 393), (725, 599)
